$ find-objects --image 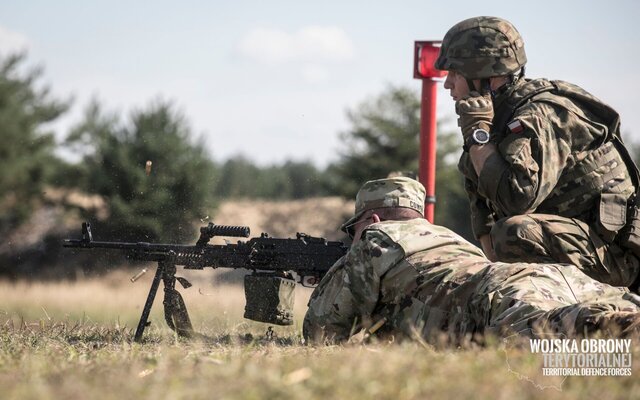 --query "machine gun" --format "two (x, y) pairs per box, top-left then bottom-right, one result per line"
(64, 222), (348, 342)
